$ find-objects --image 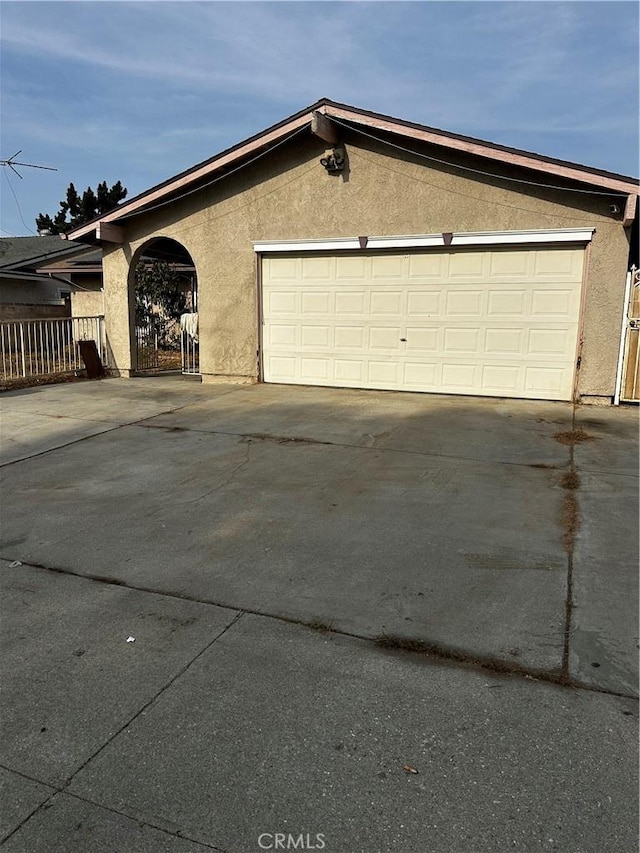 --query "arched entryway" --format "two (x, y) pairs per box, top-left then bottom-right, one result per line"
(129, 238), (198, 374)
